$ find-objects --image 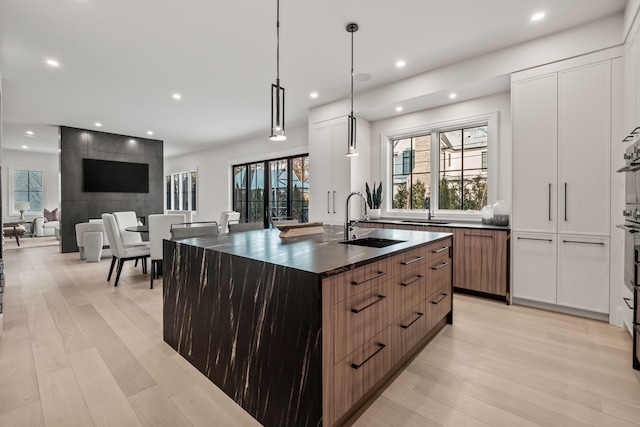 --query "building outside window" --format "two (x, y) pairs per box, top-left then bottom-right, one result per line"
(232, 154), (309, 226)
(13, 169), (43, 213)
(389, 118), (491, 214)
